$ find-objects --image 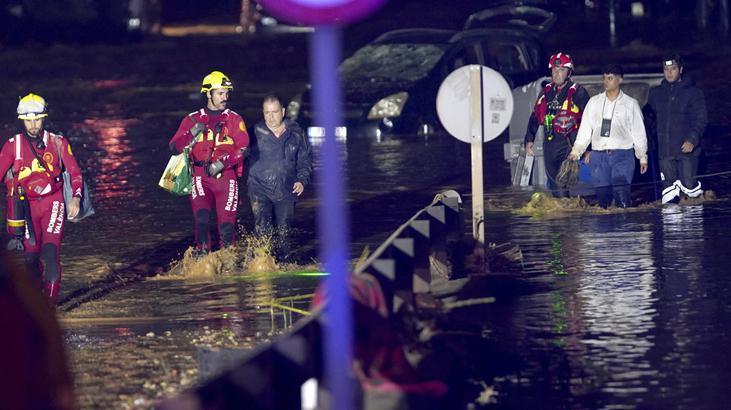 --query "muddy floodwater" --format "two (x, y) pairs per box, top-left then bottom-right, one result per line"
(2, 24), (731, 409)
(62, 270), (322, 408)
